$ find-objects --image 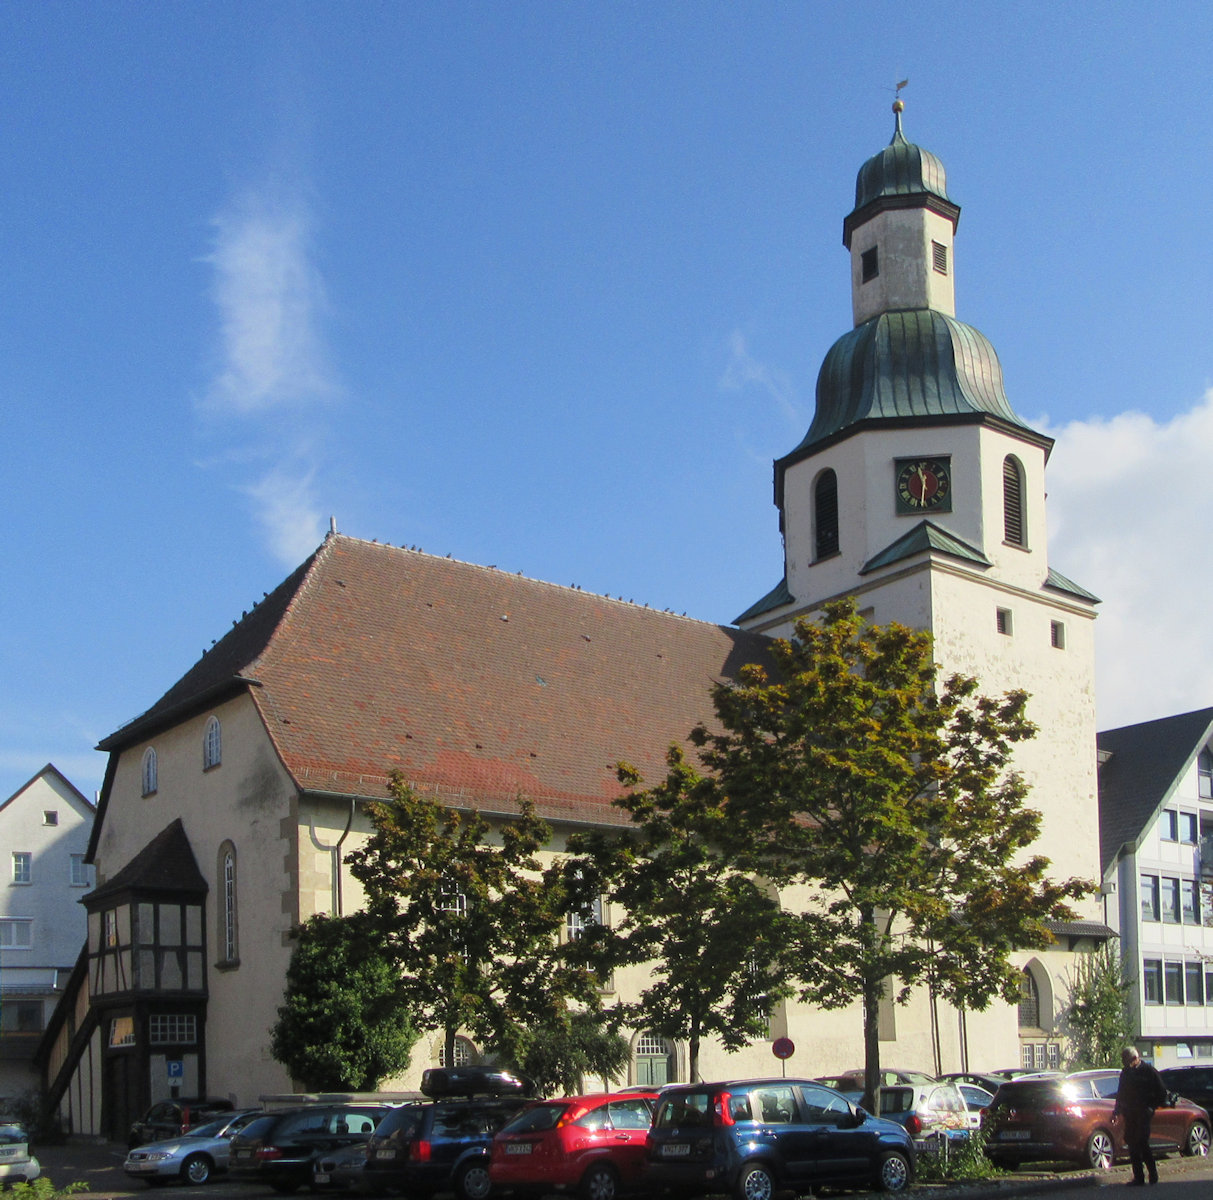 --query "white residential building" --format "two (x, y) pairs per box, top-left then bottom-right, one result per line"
(1, 765), (94, 1106)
